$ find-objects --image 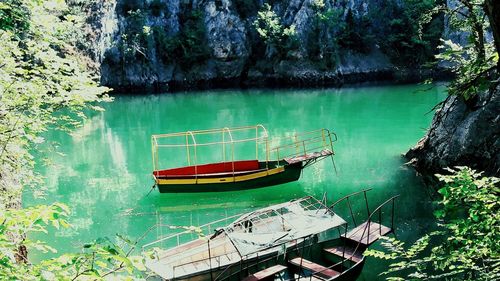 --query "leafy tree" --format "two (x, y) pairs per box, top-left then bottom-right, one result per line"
(0, 0), (111, 208)
(155, 8), (210, 70)
(0, 204), (145, 280)
(0, 1), (134, 279)
(374, 0), (442, 65)
(119, 9), (152, 63)
(426, 0), (499, 100)
(337, 9), (372, 54)
(308, 0), (343, 68)
(365, 167), (499, 280)
(0, 0), (30, 32)
(253, 3), (298, 60)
